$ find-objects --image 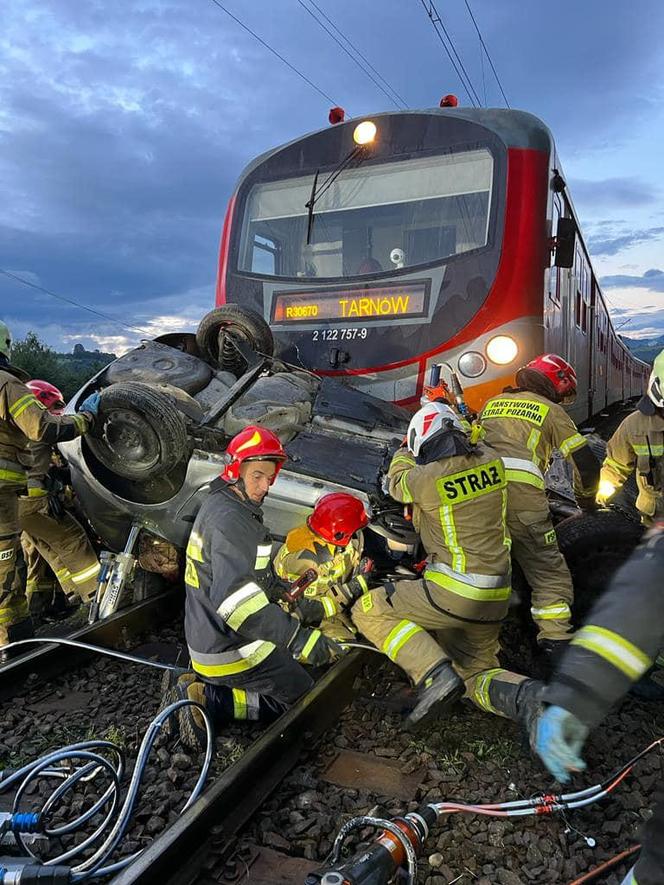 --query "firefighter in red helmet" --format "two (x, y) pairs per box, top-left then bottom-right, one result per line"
(274, 492), (372, 641)
(480, 354), (601, 659)
(163, 425), (343, 751)
(19, 380), (101, 616)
